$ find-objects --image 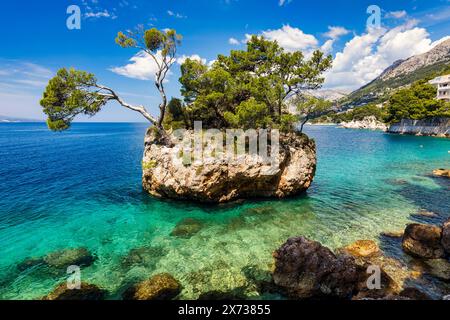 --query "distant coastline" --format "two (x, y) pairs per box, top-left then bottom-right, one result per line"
(0, 115), (42, 123)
